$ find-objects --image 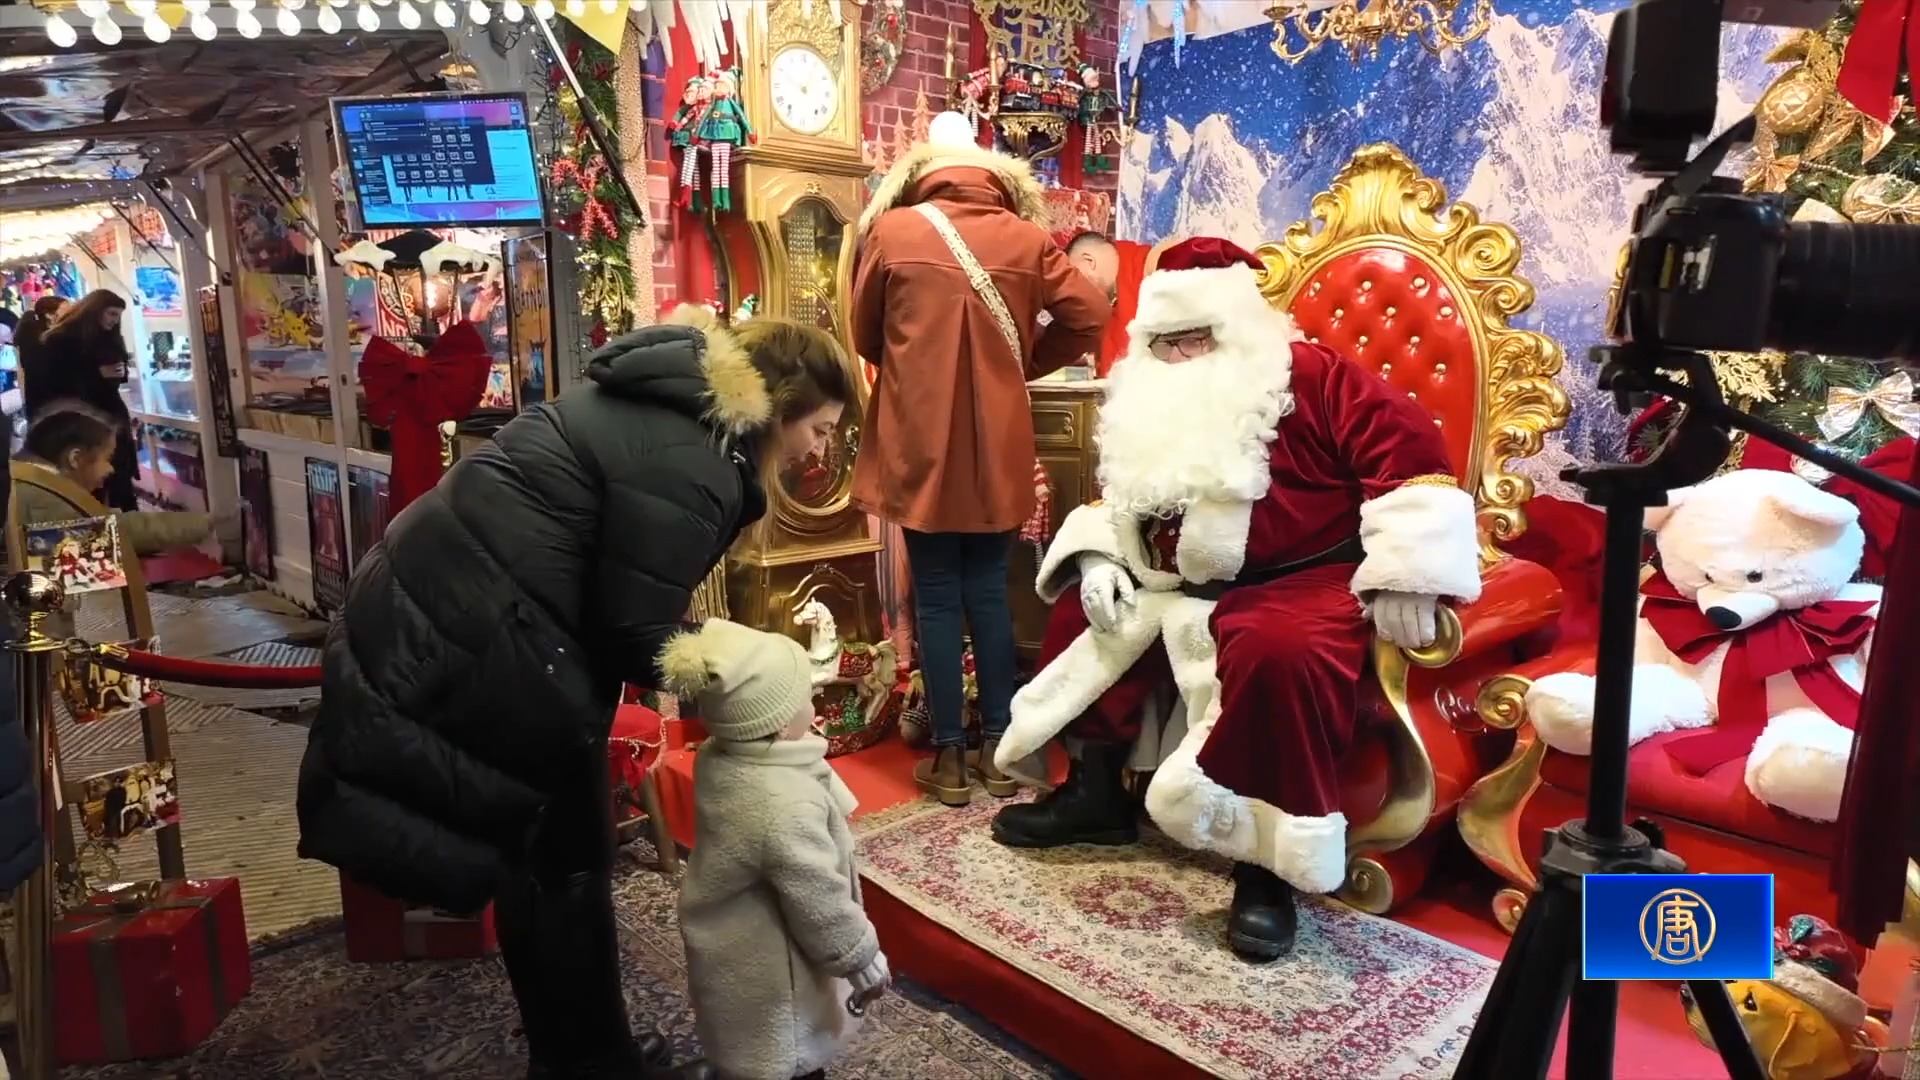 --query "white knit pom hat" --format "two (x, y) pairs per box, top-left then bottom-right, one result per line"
(657, 620), (813, 742)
